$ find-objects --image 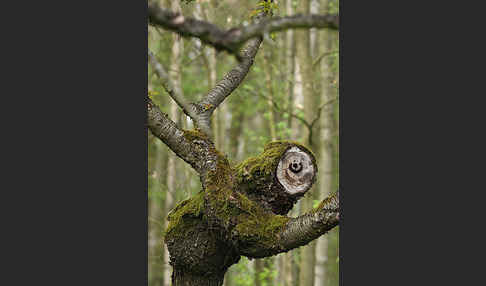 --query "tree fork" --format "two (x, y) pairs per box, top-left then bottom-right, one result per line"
(162, 137), (338, 285)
